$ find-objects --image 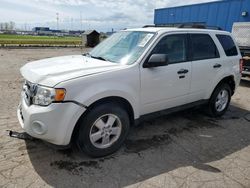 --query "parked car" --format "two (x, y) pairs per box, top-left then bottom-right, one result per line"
(18, 27), (242, 157)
